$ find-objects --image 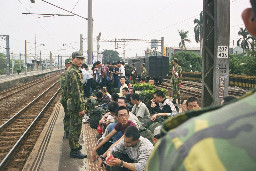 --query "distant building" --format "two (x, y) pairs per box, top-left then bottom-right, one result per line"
(165, 47), (200, 60)
(232, 46), (243, 55)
